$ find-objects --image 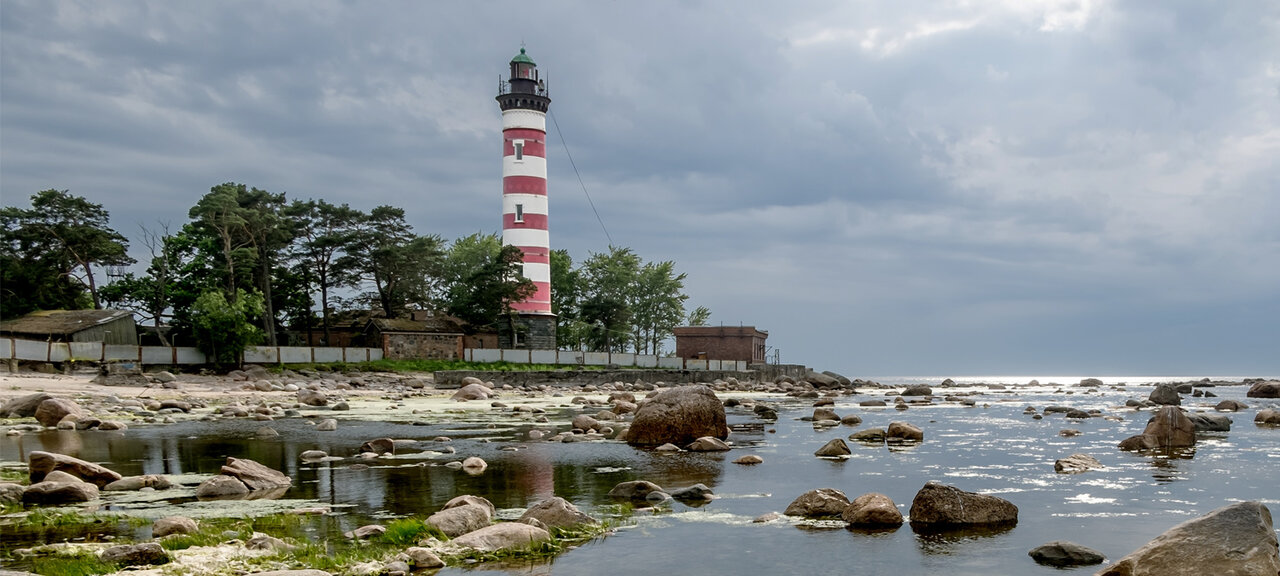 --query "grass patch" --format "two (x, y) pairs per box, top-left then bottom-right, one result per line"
(28, 553), (119, 576)
(379, 518), (441, 547)
(0, 466), (27, 483)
